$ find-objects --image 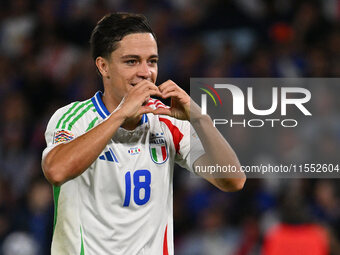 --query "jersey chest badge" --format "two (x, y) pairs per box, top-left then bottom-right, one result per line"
(149, 133), (168, 164)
